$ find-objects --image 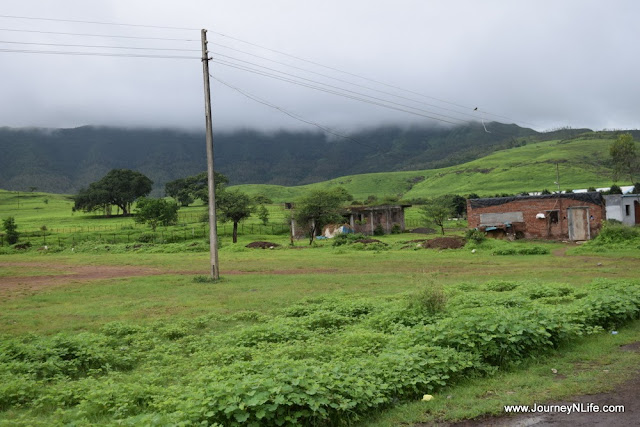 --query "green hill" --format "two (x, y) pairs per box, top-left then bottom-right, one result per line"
(232, 133), (620, 202)
(0, 123), (591, 194)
